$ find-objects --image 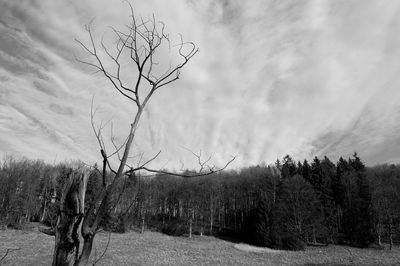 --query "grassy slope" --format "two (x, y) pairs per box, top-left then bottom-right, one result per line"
(0, 229), (399, 266)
